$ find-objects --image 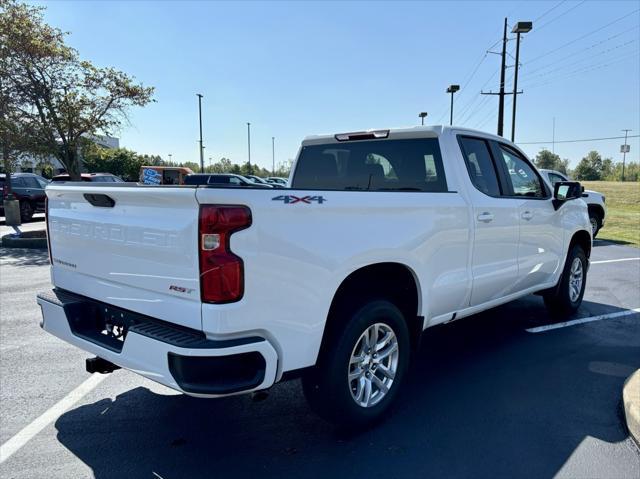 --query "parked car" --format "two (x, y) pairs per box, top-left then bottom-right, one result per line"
(51, 173), (124, 183)
(0, 173), (49, 221)
(38, 125), (591, 427)
(539, 169), (606, 237)
(184, 173), (274, 188)
(244, 174), (274, 186)
(266, 177), (288, 186)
